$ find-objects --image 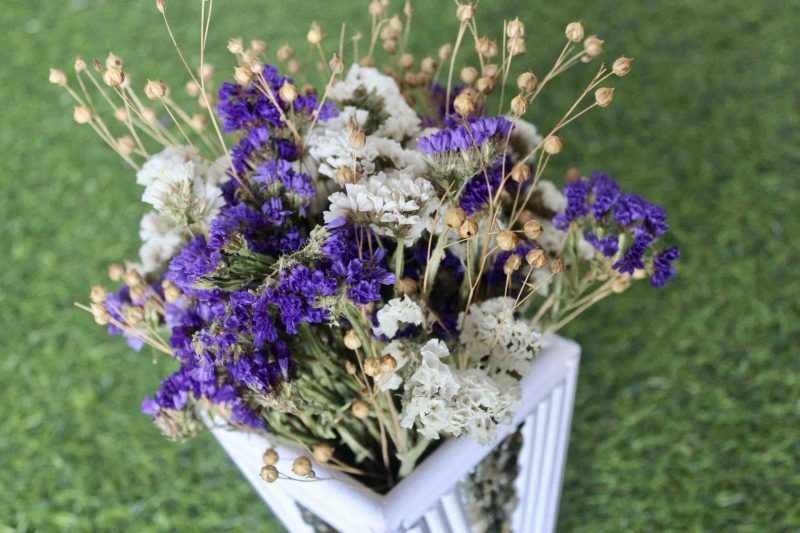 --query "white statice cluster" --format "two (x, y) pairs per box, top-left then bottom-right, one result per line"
(136, 146), (225, 228)
(373, 296), (425, 338)
(324, 171), (439, 245)
(459, 297), (541, 375)
(138, 212), (186, 274)
(327, 65), (421, 141)
(308, 107), (426, 181)
(400, 339), (519, 445)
